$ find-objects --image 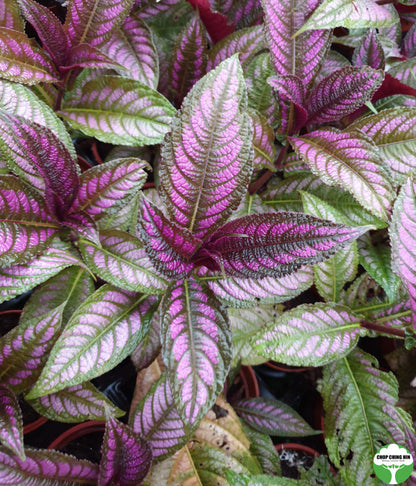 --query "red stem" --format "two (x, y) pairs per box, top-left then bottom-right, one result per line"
(360, 320), (406, 338)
